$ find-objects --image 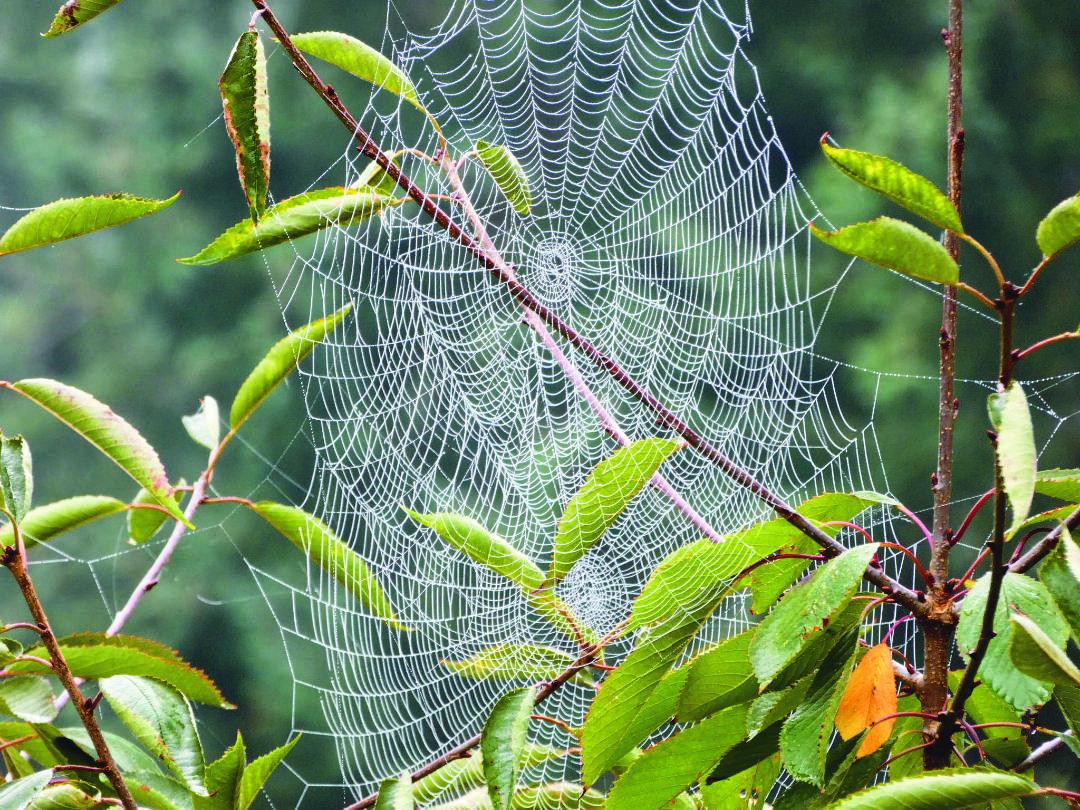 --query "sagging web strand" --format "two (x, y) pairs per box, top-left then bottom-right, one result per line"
(258, 0), (911, 803)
